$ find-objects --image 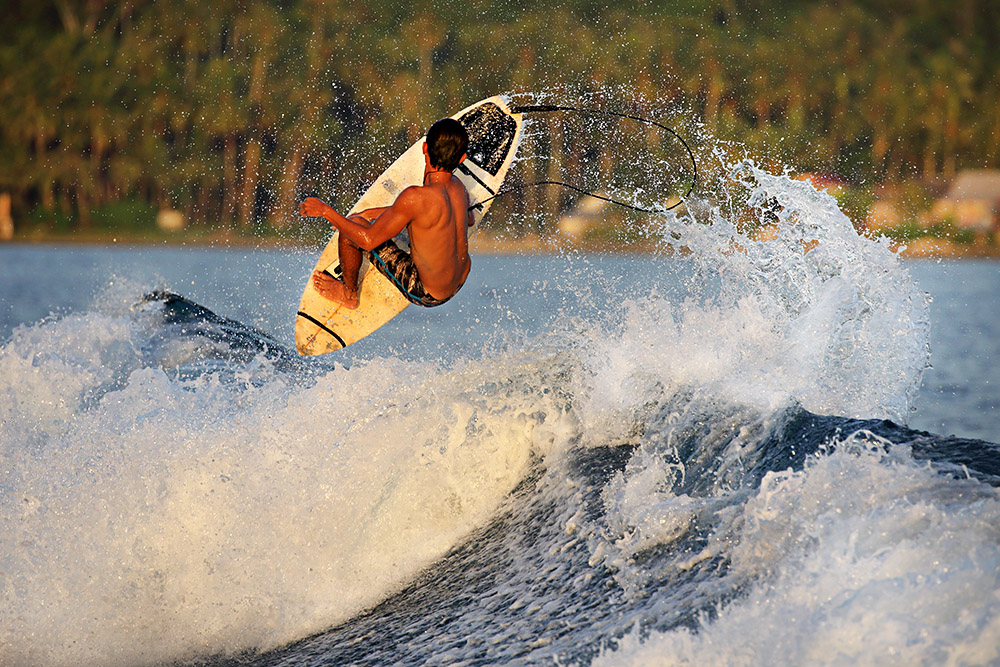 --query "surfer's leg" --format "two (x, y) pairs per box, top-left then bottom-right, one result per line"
(367, 240), (449, 307)
(339, 230), (363, 295)
(311, 270), (359, 309)
(311, 226), (366, 309)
